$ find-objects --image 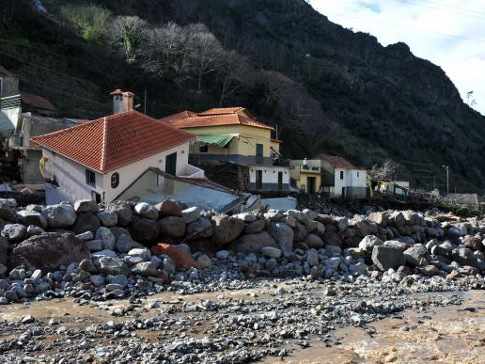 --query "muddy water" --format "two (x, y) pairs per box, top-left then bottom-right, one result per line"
(265, 291), (485, 364)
